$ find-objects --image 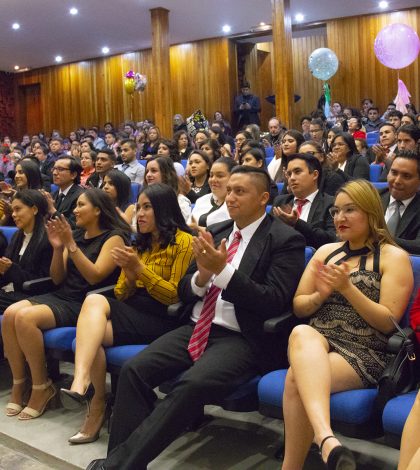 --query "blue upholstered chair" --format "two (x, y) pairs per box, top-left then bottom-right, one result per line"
(366, 132), (380, 147)
(369, 164), (383, 182)
(265, 147), (275, 159)
(130, 182), (141, 203)
(0, 226), (19, 244)
(258, 255), (420, 441)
